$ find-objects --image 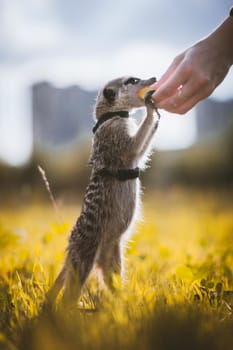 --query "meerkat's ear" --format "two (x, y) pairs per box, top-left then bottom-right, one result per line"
(103, 87), (116, 103)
